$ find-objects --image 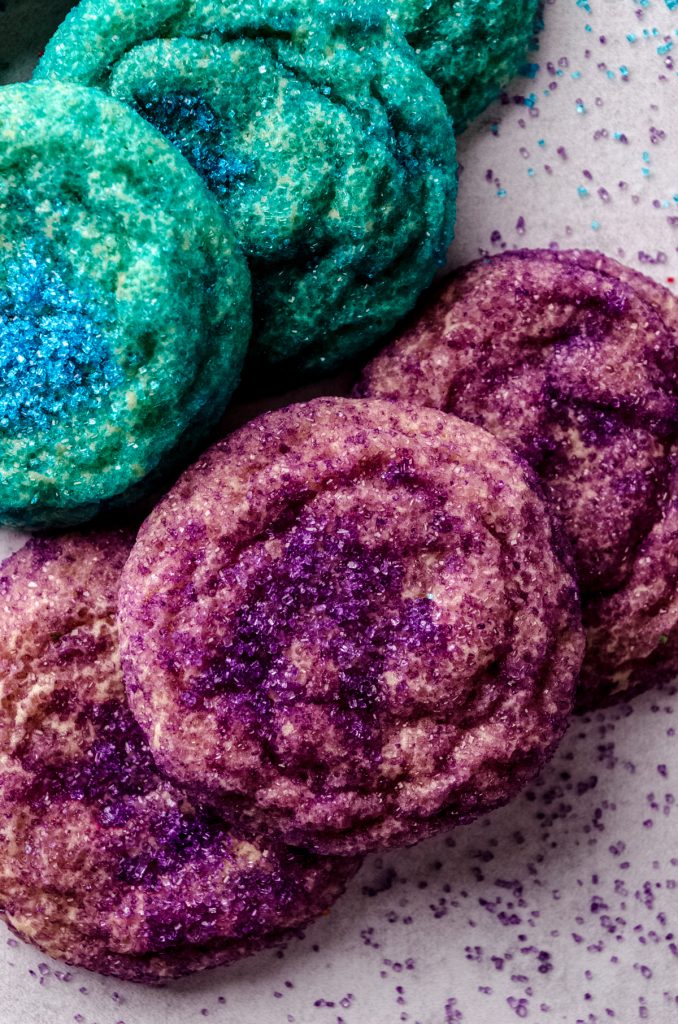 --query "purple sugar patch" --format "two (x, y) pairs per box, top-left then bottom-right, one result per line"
(357, 250), (678, 709)
(119, 398), (583, 857)
(0, 533), (359, 983)
(186, 501), (453, 787)
(21, 700), (157, 819)
(115, 803), (230, 887)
